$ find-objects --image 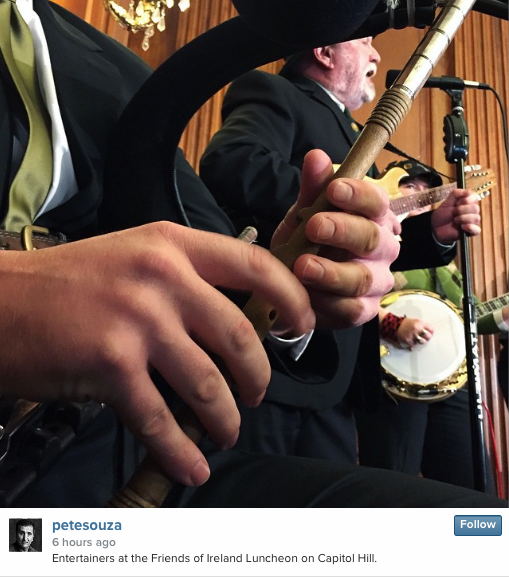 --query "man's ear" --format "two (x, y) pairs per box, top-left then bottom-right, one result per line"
(313, 46), (335, 69)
